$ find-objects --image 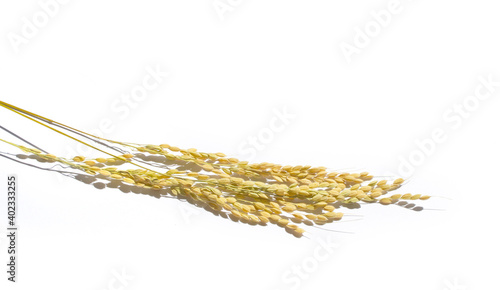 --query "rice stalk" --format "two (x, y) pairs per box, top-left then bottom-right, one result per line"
(0, 100), (430, 237)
